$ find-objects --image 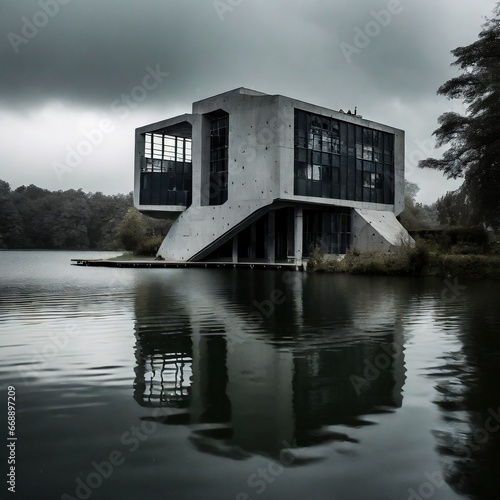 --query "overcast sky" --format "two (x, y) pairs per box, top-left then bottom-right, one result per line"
(0, 0), (497, 204)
